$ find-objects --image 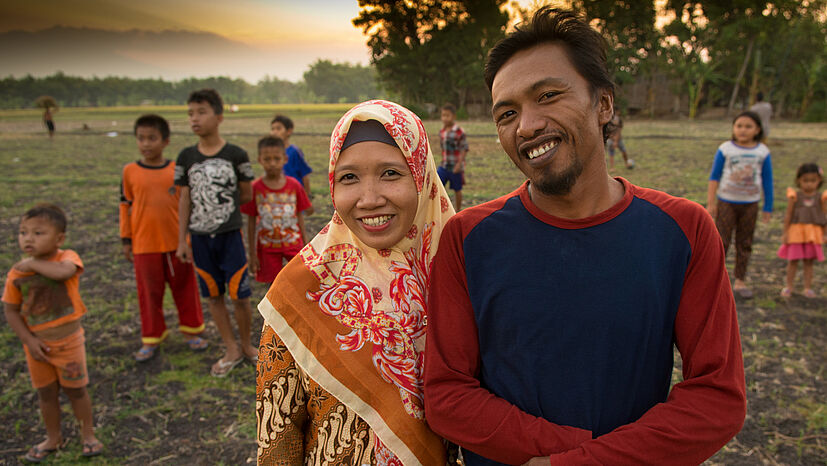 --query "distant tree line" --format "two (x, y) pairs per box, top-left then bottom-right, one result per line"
(0, 60), (380, 109)
(354, 0), (827, 120)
